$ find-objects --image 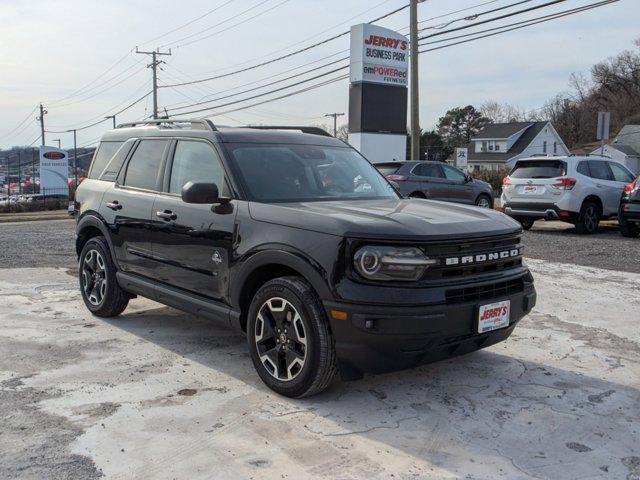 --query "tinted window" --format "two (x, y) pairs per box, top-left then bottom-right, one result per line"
(414, 163), (444, 178)
(511, 160), (566, 179)
(227, 144), (397, 202)
(123, 140), (168, 190)
(376, 164), (401, 175)
(169, 141), (226, 194)
(442, 165), (467, 182)
(576, 161), (590, 176)
(608, 162), (635, 183)
(587, 161), (612, 181)
(88, 141), (123, 179)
